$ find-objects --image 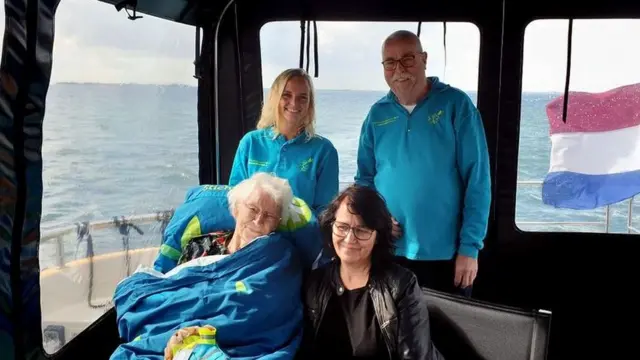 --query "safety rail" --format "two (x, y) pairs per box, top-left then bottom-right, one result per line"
(39, 180), (638, 269)
(41, 211), (174, 269)
(515, 180), (638, 234)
